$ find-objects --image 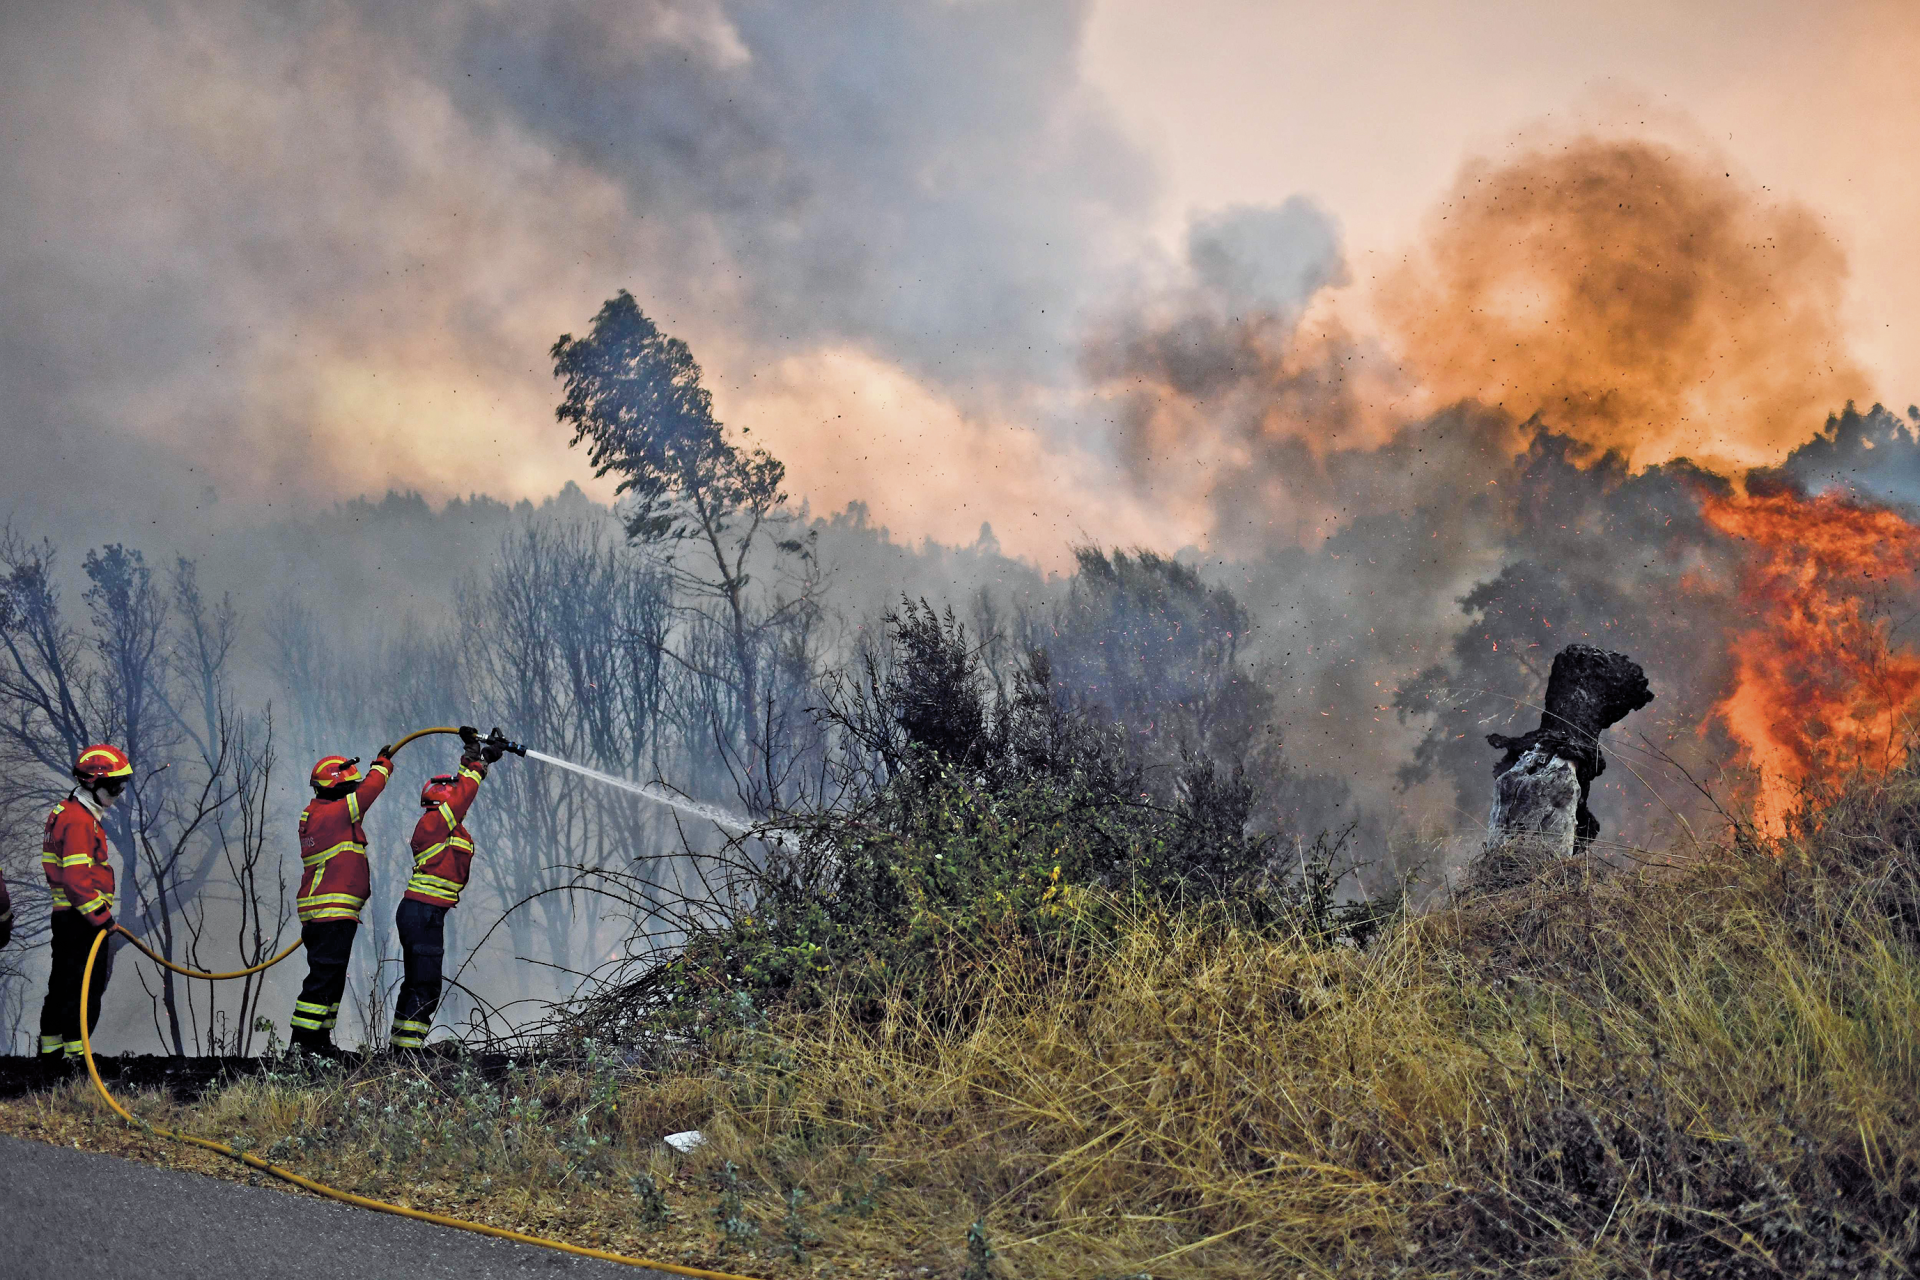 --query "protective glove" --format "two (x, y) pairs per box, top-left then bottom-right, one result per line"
(374, 745), (394, 764)
(458, 725), (481, 750)
(481, 727), (507, 764)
